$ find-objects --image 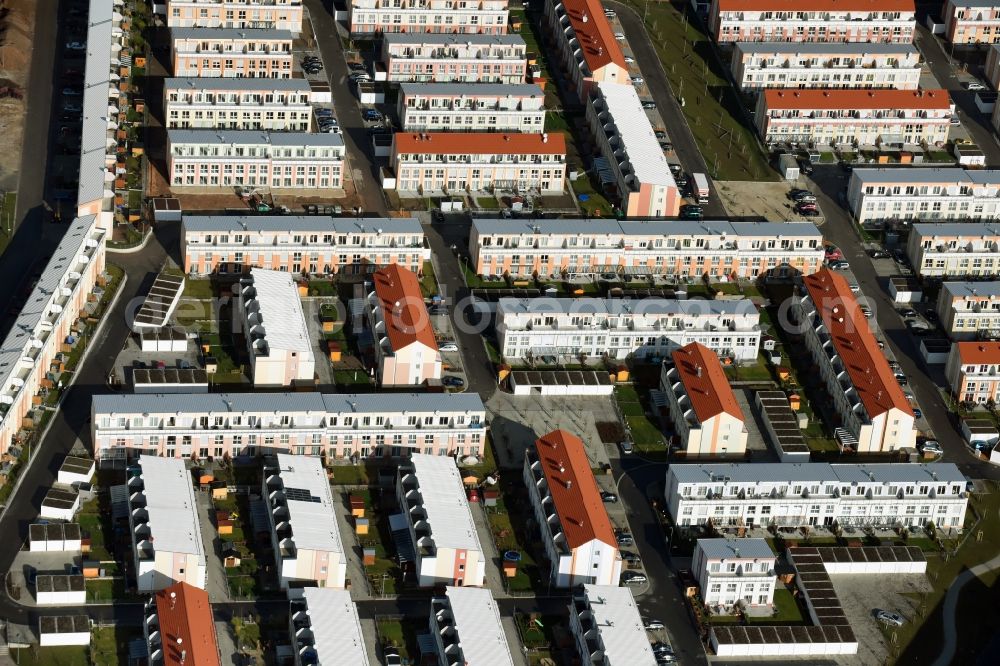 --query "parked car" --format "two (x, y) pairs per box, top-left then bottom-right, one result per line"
(624, 55), (635, 63)
(797, 158), (814, 175)
(920, 440), (942, 454)
(828, 260), (849, 270)
(616, 534), (634, 547)
(644, 619), (666, 631)
(895, 373), (908, 386)
(642, 101), (657, 109)
(363, 109), (383, 121)
(789, 188), (813, 201)
(62, 102), (82, 113)
(604, 9), (617, 17)
(615, 32), (627, 40)
(867, 248), (890, 259)
(912, 408), (923, 419)
(349, 61), (367, 72)
(898, 308), (918, 318)
(442, 375), (465, 388)
(630, 76), (644, 85)
(621, 551), (641, 564)
(680, 204), (703, 220)
(965, 81), (987, 91)
(620, 439), (634, 454)
(654, 130), (667, 140)
(874, 609), (905, 627)
(384, 646), (402, 666)
(950, 115), (961, 125)
(621, 571), (646, 584)
(61, 87), (81, 96)
(438, 341), (459, 351)
(65, 41), (86, 50)
(601, 491), (618, 503)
